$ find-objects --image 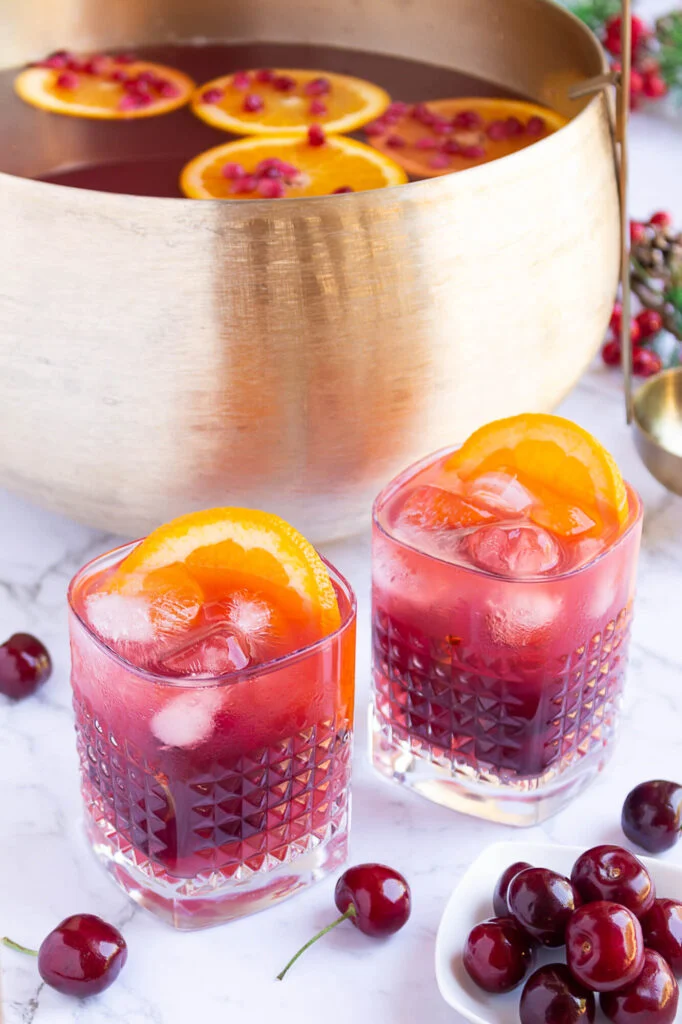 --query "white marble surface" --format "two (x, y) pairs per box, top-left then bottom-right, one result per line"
(2, 22), (682, 1024)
